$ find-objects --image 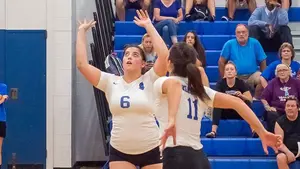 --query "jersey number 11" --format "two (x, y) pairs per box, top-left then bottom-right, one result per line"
(187, 98), (198, 120)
